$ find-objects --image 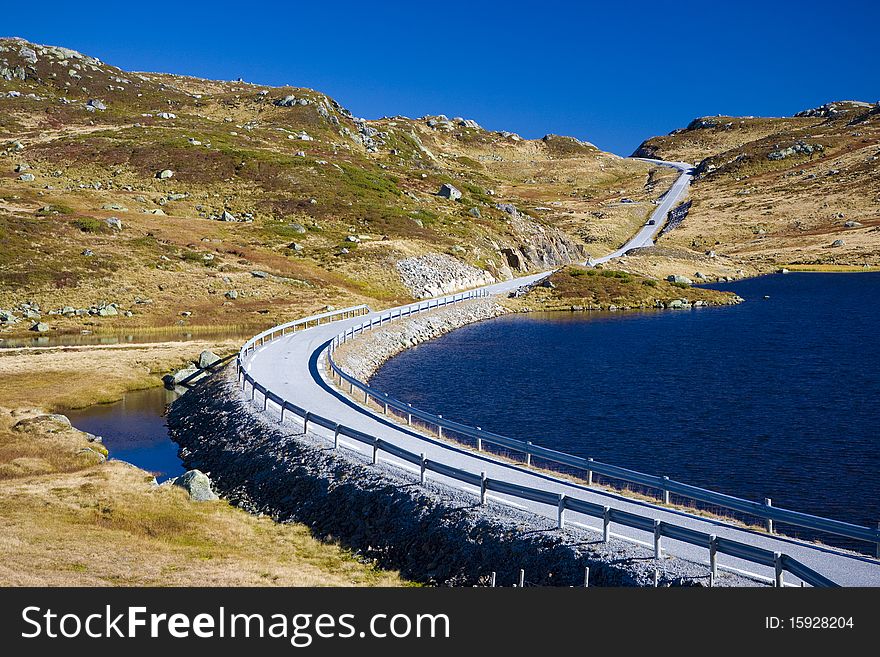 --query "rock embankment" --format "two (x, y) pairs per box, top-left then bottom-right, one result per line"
(333, 298), (508, 382)
(396, 254), (496, 299)
(167, 373), (751, 586)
